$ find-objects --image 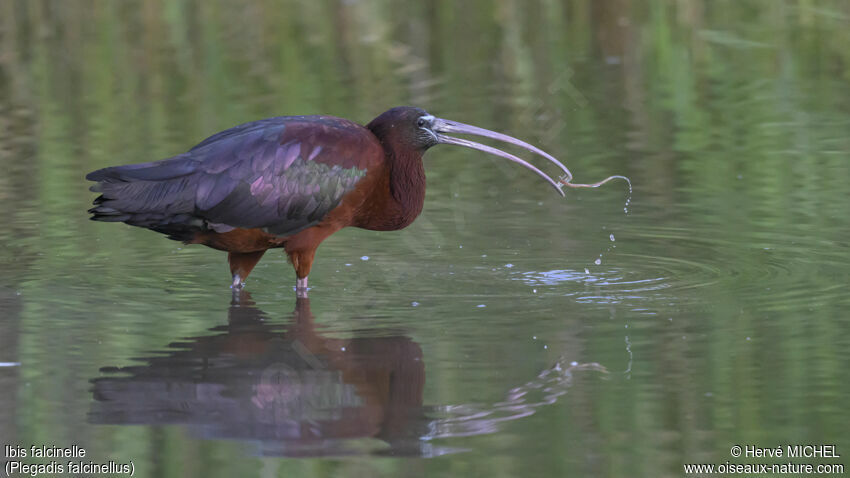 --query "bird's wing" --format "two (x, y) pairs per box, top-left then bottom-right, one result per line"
(87, 116), (378, 238)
